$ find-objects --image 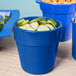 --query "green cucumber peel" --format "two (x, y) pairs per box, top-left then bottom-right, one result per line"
(29, 18), (41, 24)
(47, 19), (57, 27)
